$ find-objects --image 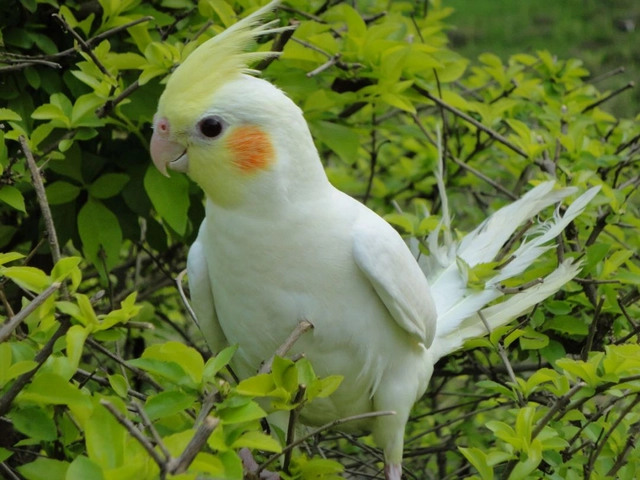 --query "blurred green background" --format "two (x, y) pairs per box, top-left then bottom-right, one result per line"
(446, 0), (639, 116)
